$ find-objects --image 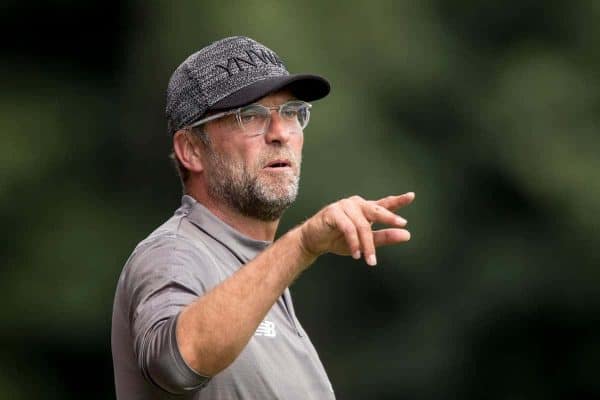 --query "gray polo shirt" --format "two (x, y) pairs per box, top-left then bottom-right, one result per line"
(111, 195), (335, 399)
